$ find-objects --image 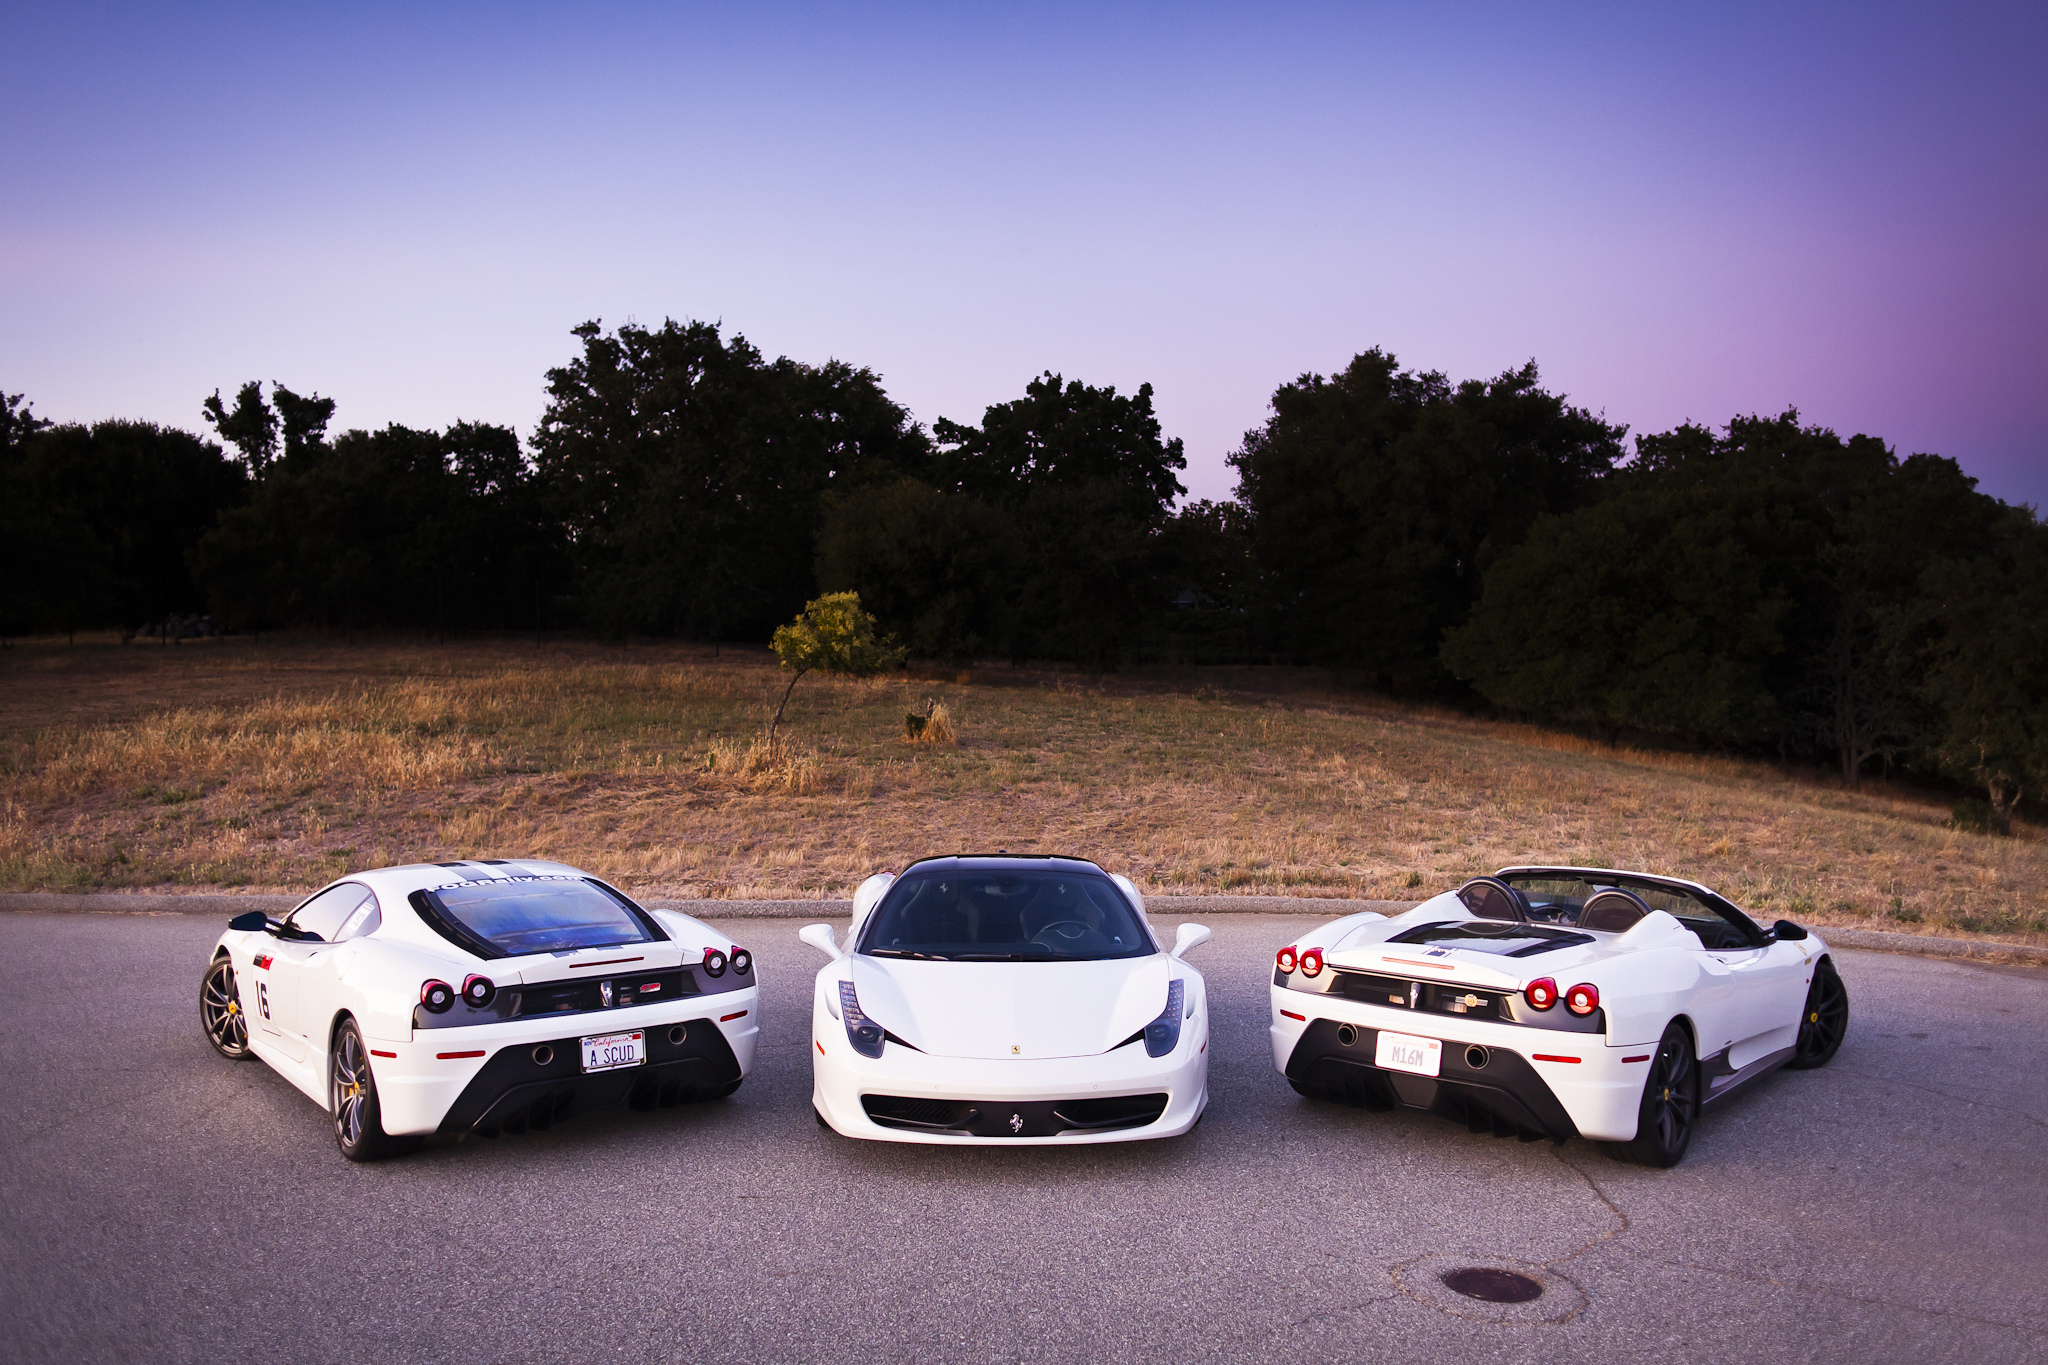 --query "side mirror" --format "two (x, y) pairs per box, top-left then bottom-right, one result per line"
(799, 923), (844, 960)
(1170, 923), (1211, 959)
(1772, 919), (1809, 942)
(228, 910), (268, 933)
